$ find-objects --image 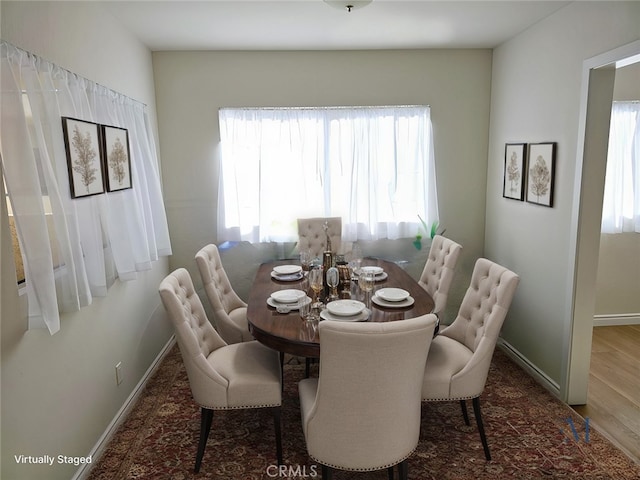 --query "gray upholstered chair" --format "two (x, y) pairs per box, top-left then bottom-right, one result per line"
(159, 268), (282, 473)
(421, 258), (519, 461)
(418, 234), (463, 318)
(297, 217), (343, 258)
(299, 314), (438, 480)
(195, 243), (252, 344)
